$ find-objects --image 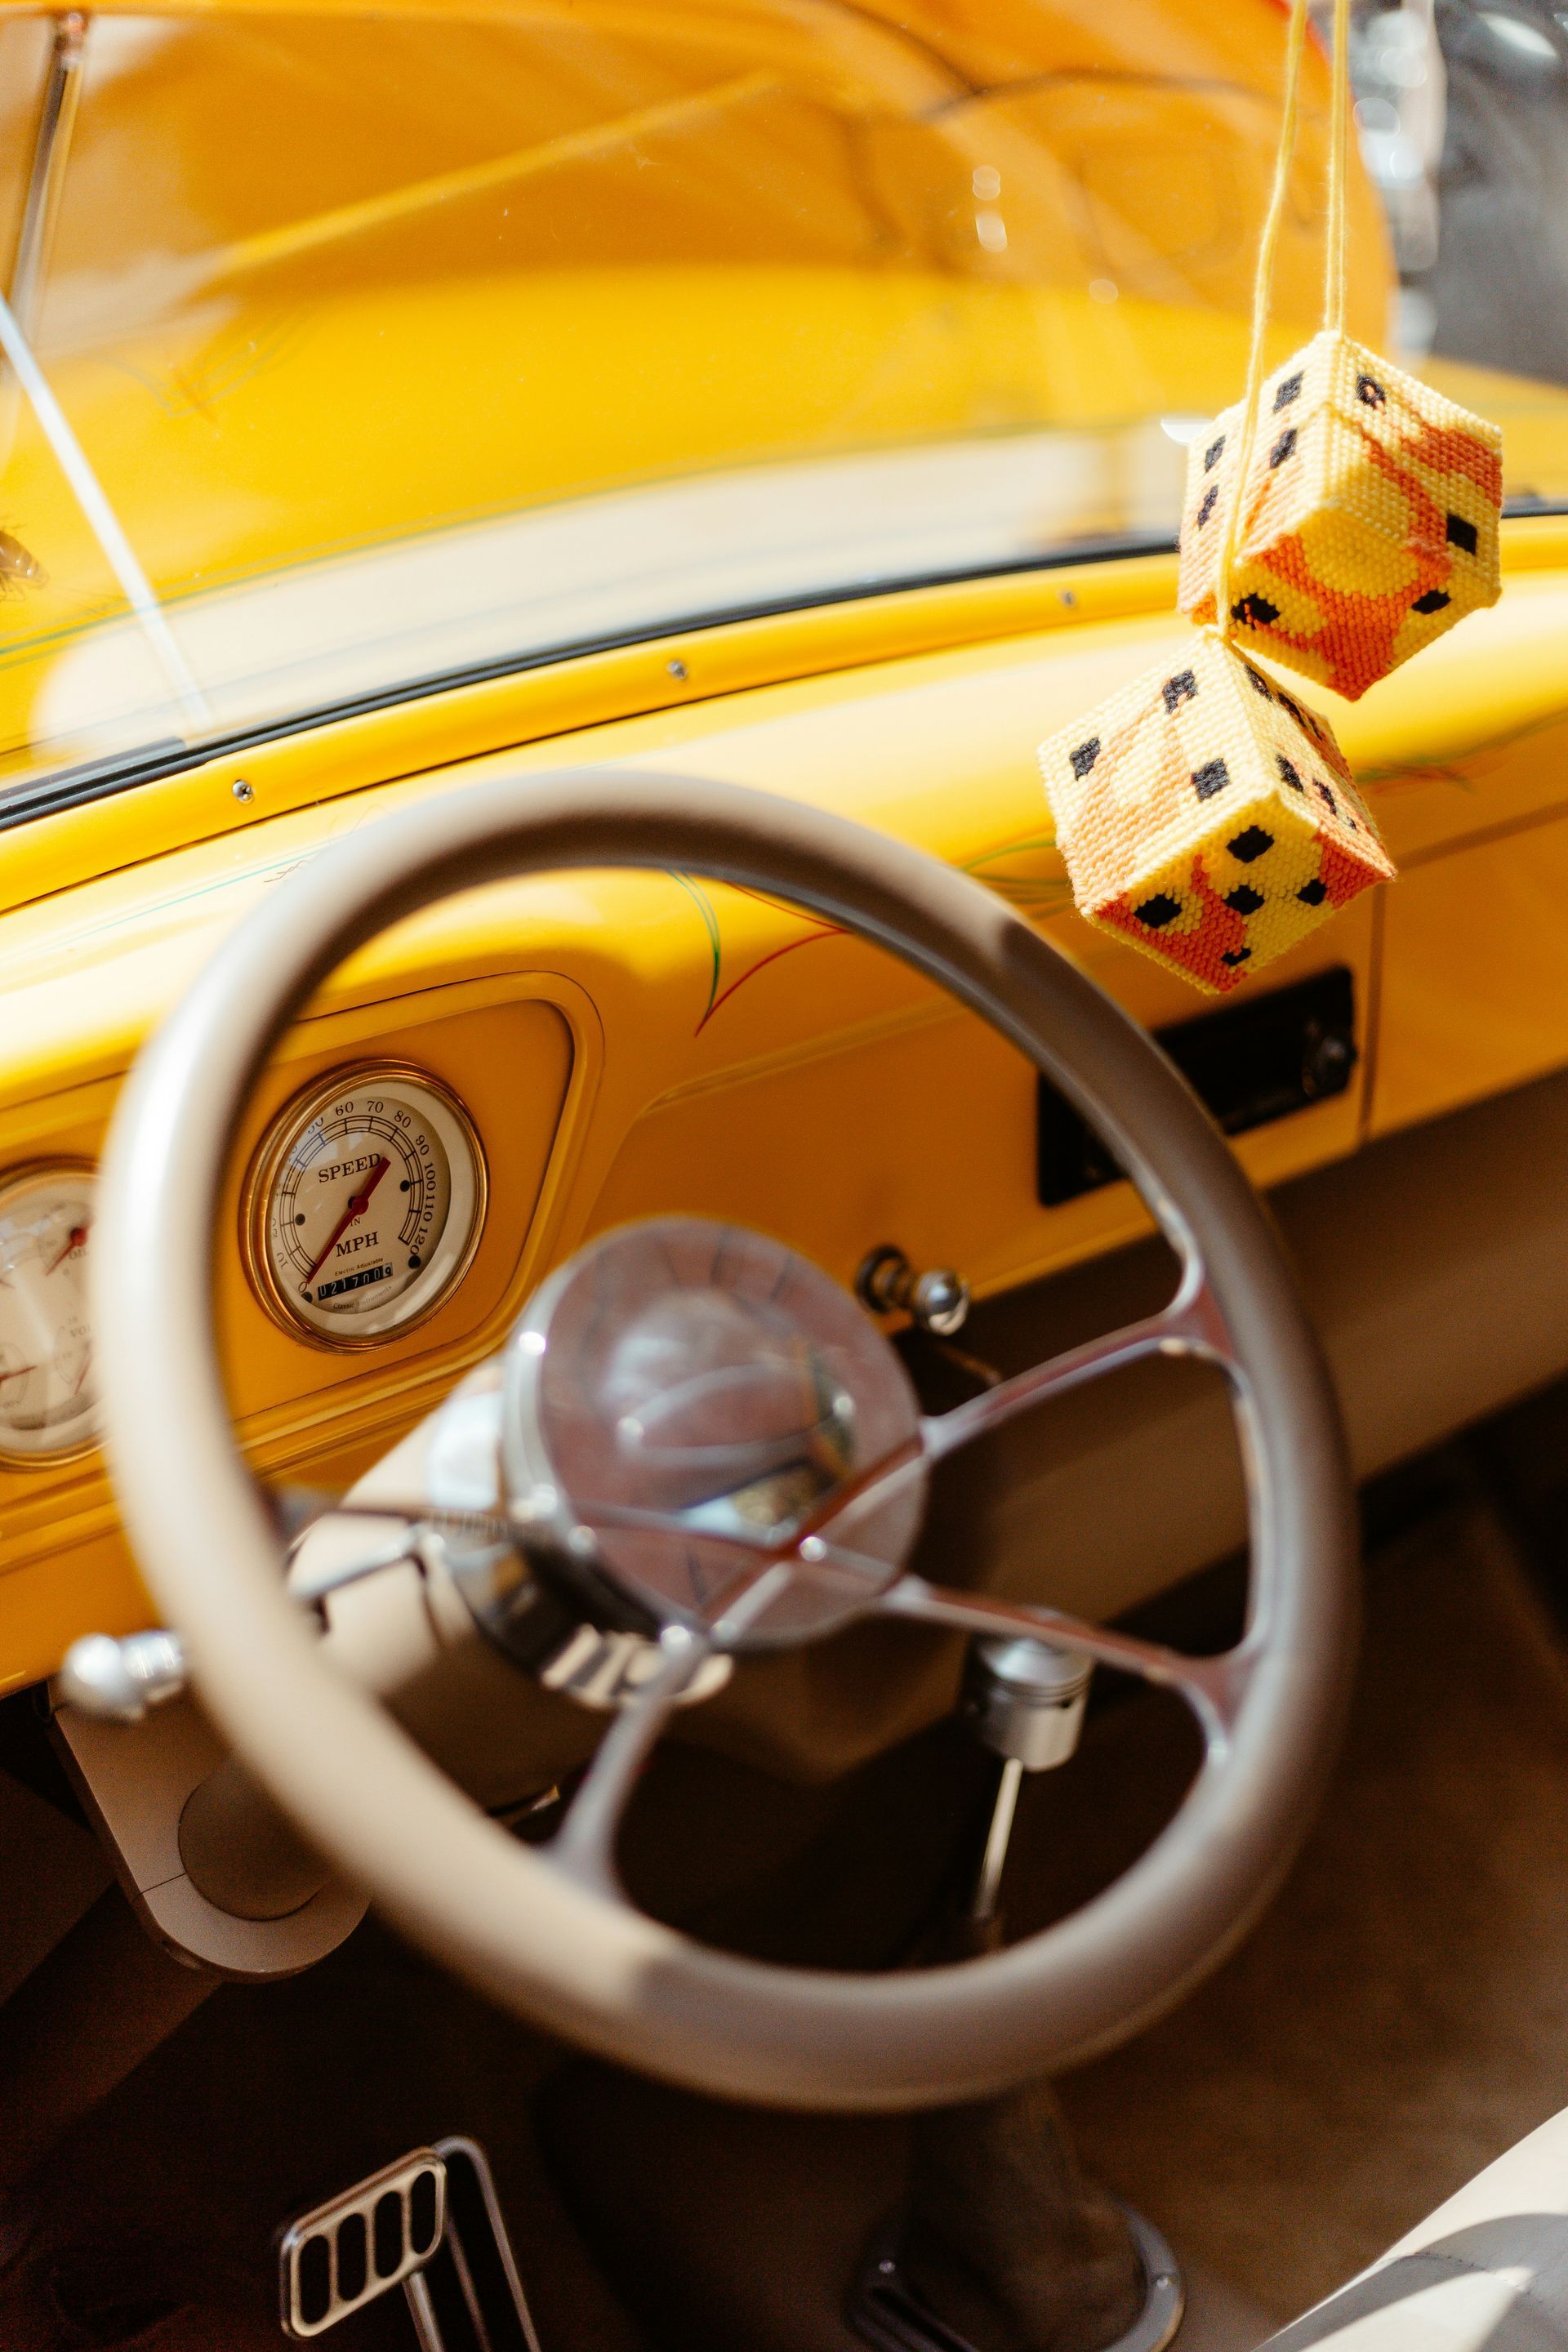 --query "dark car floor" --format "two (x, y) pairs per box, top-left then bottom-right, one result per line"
(3, 1428), (1568, 2350)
